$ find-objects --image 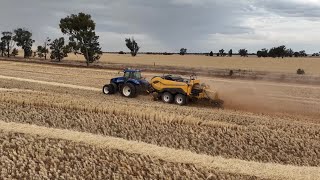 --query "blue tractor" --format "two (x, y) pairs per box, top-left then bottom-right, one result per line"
(103, 69), (149, 98)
